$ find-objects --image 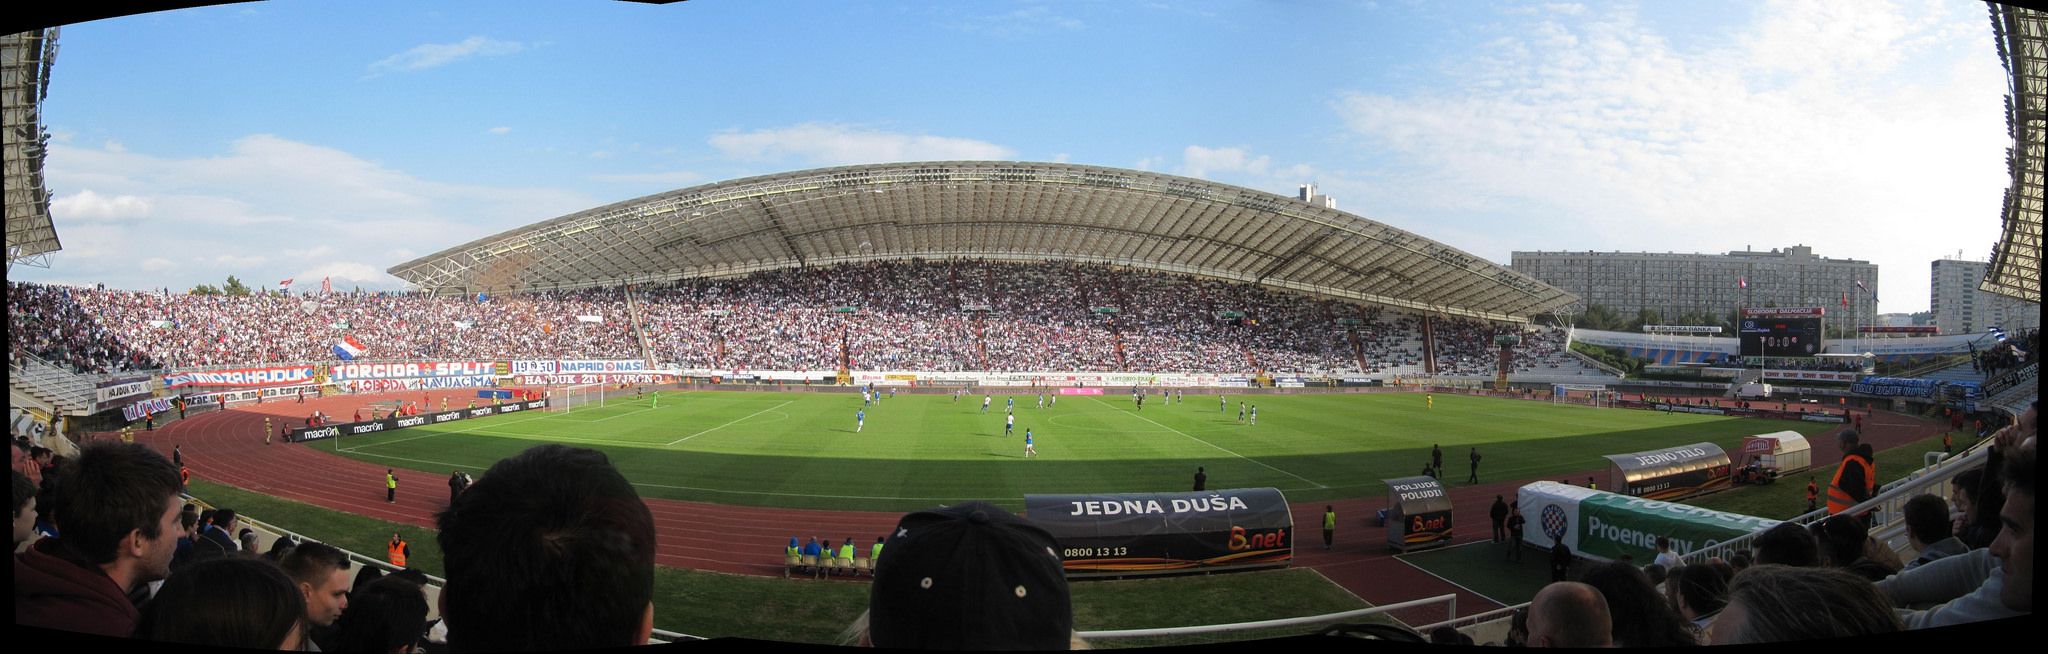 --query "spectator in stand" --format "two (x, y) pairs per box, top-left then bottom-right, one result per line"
(1710, 565), (1900, 644)
(352, 565), (386, 596)
(135, 556), (305, 649)
(1727, 549), (1753, 574)
(856, 501), (1079, 650)
(1651, 535), (1682, 571)
(437, 444), (657, 651)
(1665, 563), (1733, 639)
(1874, 433), (2032, 628)
(1752, 522), (1820, 567)
(280, 541), (353, 649)
(333, 574), (430, 654)
(1579, 561), (1698, 647)
(1902, 494), (1968, 571)
(12, 469), (37, 550)
(239, 528), (262, 556)
(13, 441), (183, 637)
(190, 507), (241, 563)
(1525, 581), (1612, 648)
(1814, 514), (1900, 581)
